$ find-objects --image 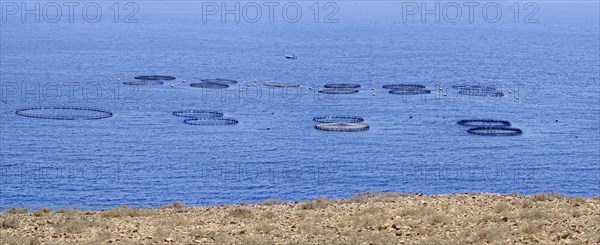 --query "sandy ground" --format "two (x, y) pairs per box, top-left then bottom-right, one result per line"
(1, 193), (599, 244)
